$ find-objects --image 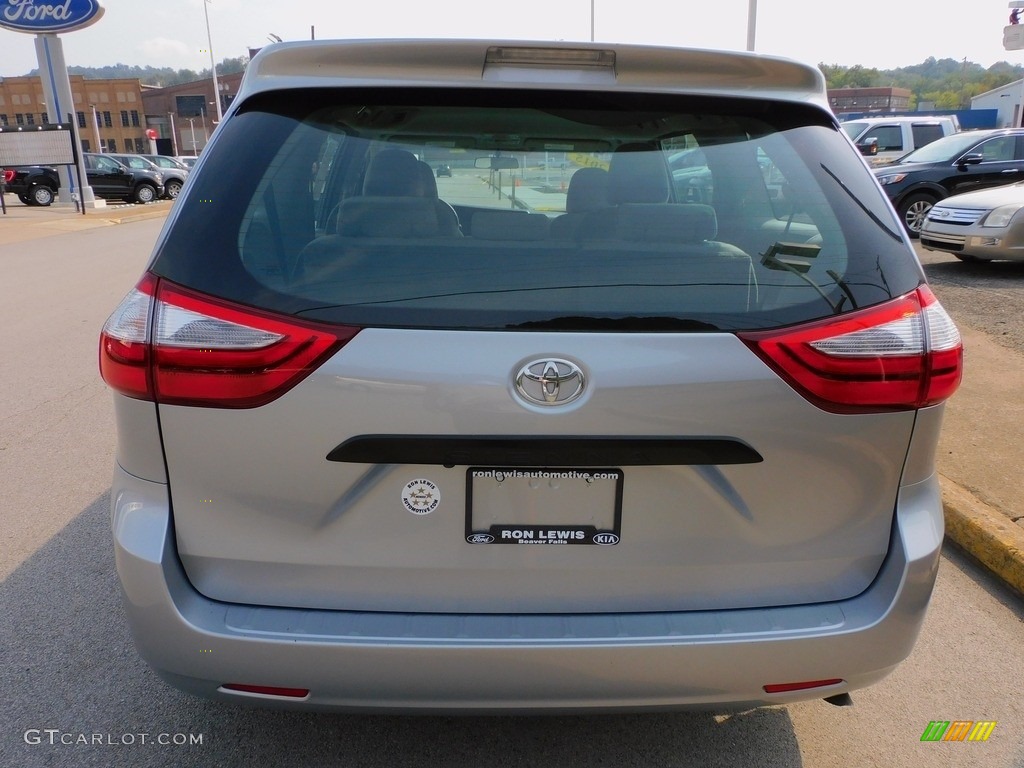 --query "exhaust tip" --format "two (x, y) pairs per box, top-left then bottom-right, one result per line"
(824, 692), (853, 707)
